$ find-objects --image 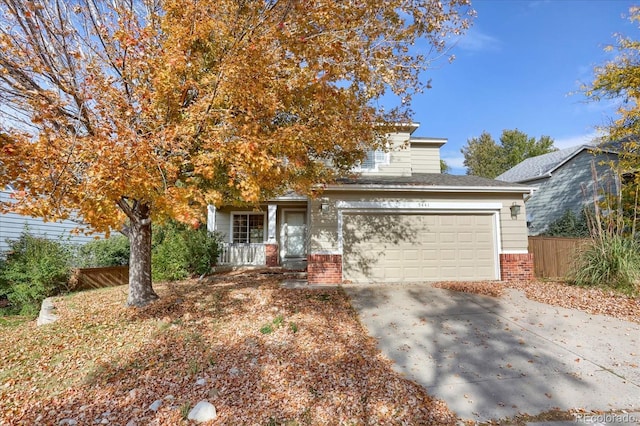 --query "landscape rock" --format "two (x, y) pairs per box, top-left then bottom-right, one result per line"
(58, 419), (77, 426)
(187, 400), (217, 423)
(148, 399), (162, 412)
(37, 297), (59, 326)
